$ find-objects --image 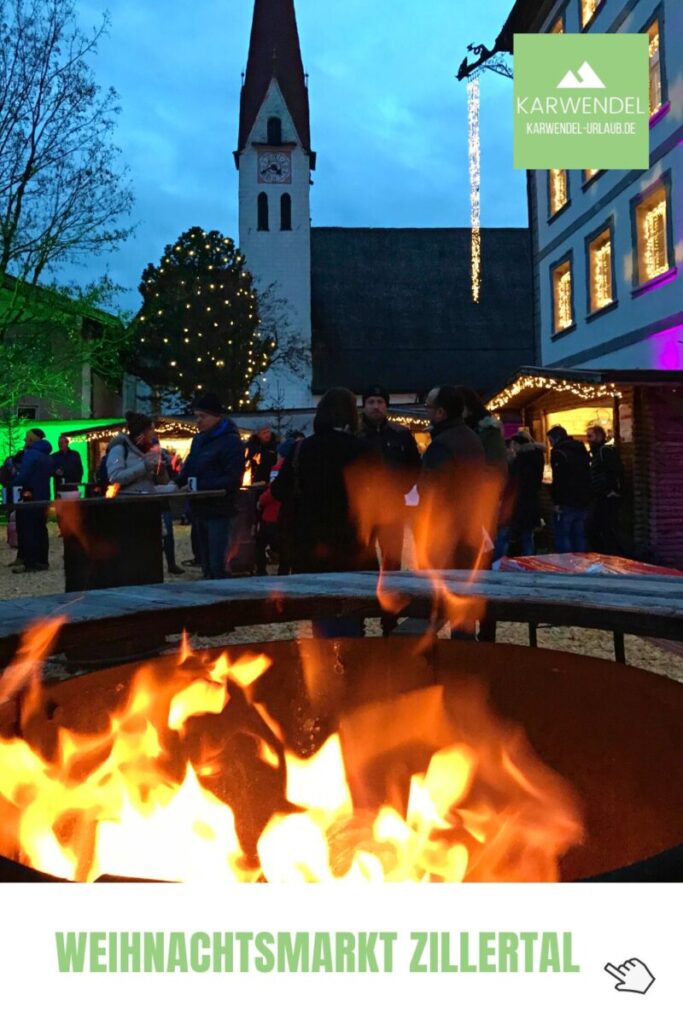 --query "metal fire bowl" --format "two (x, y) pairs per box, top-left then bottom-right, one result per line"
(1, 638), (682, 882)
